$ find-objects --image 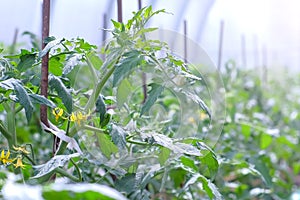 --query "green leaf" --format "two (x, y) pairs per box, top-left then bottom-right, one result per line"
(17, 53), (37, 72)
(12, 81), (34, 123)
(49, 74), (73, 113)
(111, 19), (122, 30)
(140, 83), (164, 116)
(181, 156), (198, 171)
(181, 91), (211, 118)
(63, 53), (83, 75)
(39, 39), (64, 58)
(97, 133), (118, 159)
(260, 132), (272, 149)
(116, 79), (132, 108)
(115, 173), (136, 194)
(86, 51), (103, 70)
(143, 132), (201, 156)
(200, 151), (219, 179)
(43, 183), (127, 200)
(183, 173), (223, 200)
(29, 94), (56, 108)
(241, 123), (251, 139)
(158, 147), (170, 165)
(110, 124), (127, 150)
(32, 153), (80, 179)
(113, 50), (144, 87)
(251, 156), (273, 187)
(96, 95), (106, 127)
(0, 78), (18, 90)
